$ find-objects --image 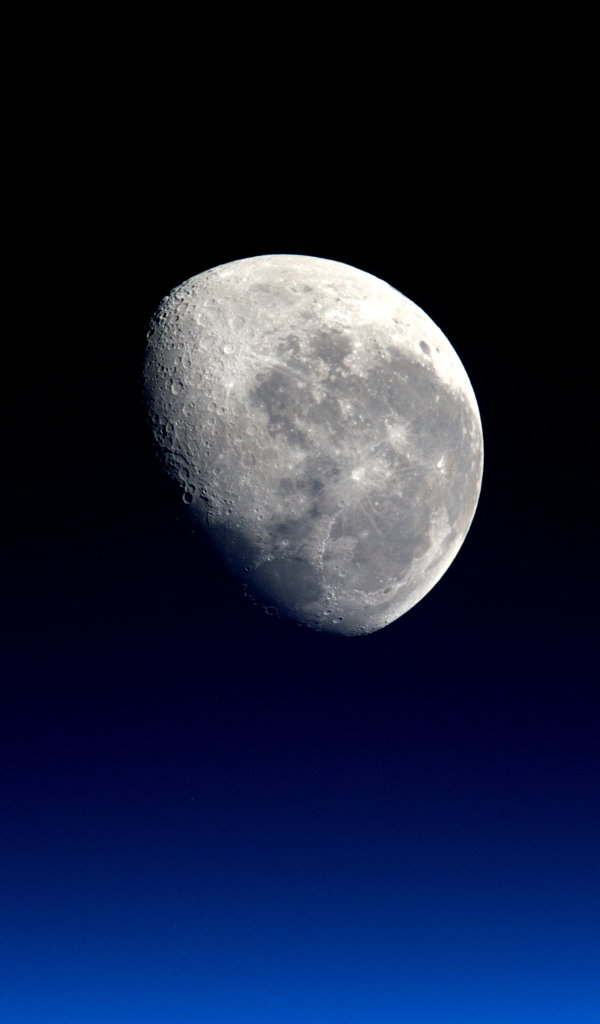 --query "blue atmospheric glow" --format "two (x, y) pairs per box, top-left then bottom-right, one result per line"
(1, 677), (598, 1024)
